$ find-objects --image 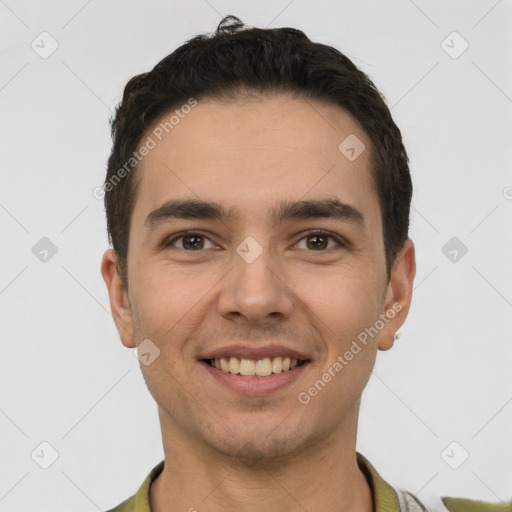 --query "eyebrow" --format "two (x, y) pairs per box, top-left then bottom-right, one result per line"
(145, 197), (365, 230)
